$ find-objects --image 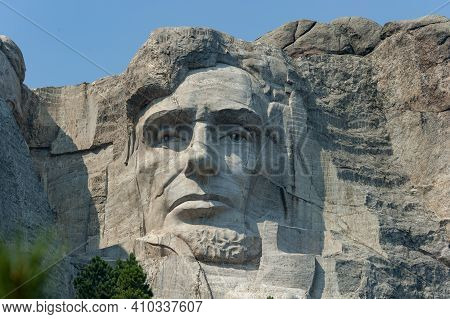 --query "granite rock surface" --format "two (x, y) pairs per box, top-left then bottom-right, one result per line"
(1, 15), (449, 298)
